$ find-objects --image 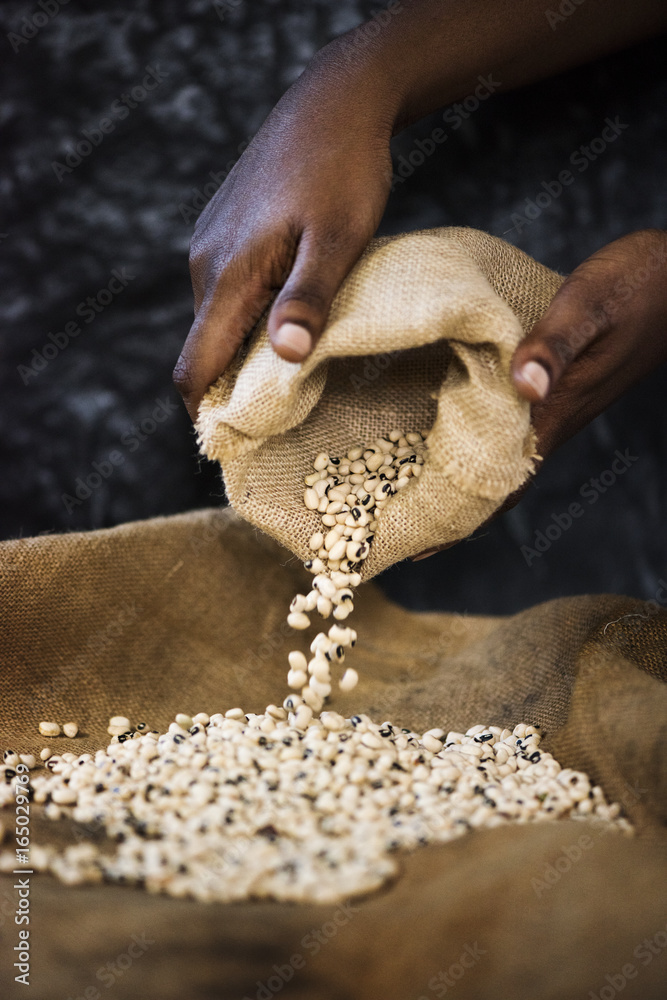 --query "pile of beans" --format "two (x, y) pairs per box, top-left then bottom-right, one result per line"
(0, 434), (632, 903)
